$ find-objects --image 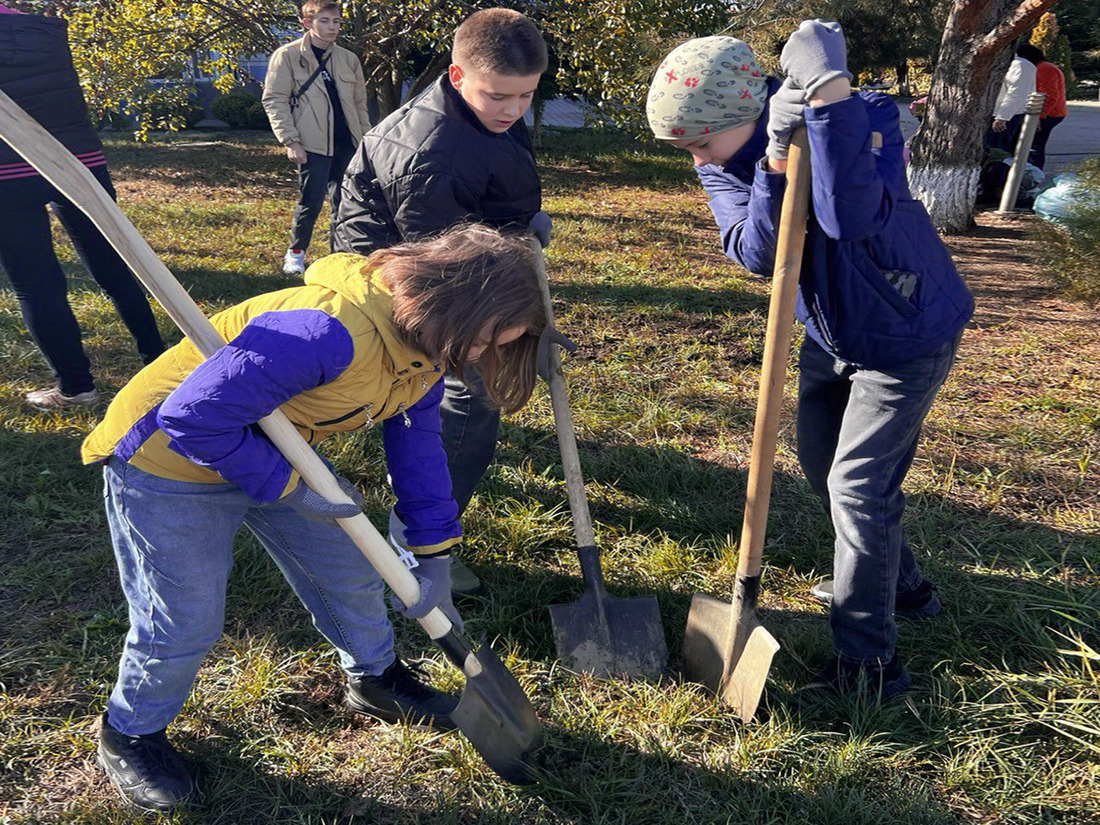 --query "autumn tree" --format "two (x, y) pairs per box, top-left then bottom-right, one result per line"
(825, 0), (949, 95)
(907, 0), (1059, 233)
(6, 0), (285, 135)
